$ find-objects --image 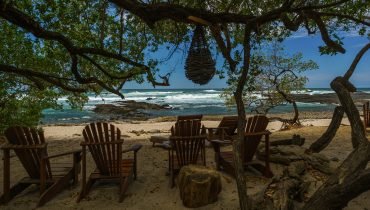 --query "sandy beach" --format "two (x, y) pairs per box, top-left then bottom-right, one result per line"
(0, 117), (369, 210)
